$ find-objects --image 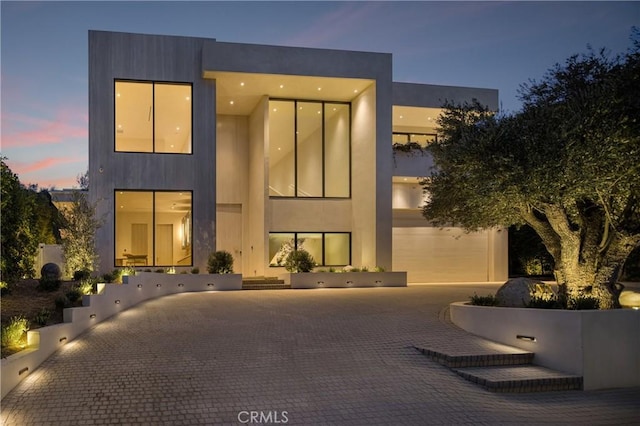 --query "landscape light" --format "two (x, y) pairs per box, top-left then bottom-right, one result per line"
(516, 335), (536, 342)
(115, 300), (121, 305)
(59, 337), (67, 343)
